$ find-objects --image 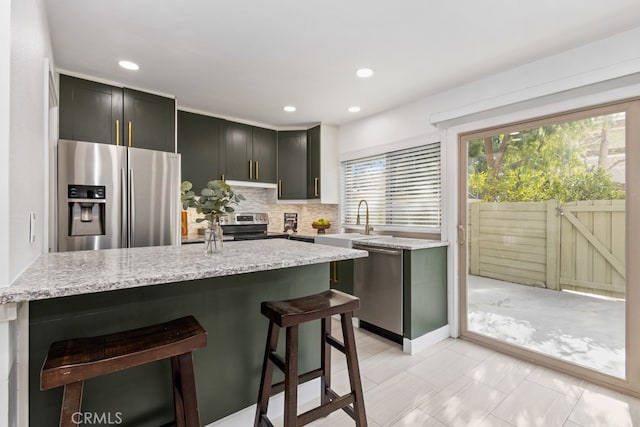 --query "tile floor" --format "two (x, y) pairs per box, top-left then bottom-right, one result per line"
(274, 319), (640, 427)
